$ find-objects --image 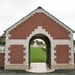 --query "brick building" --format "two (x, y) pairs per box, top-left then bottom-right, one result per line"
(0, 7), (75, 70)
